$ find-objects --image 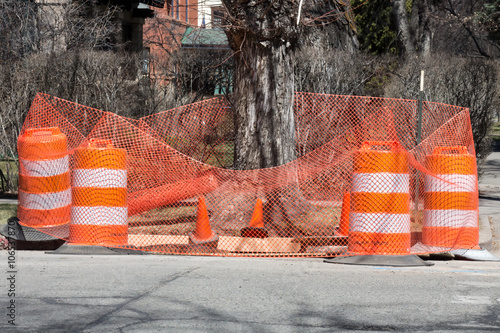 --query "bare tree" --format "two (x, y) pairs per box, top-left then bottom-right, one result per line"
(220, 0), (299, 170)
(0, 0), (38, 60)
(221, 0), (357, 170)
(384, 55), (499, 171)
(0, 1), (172, 190)
(200, 1), (359, 235)
(405, 0), (499, 58)
(294, 50), (374, 96)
